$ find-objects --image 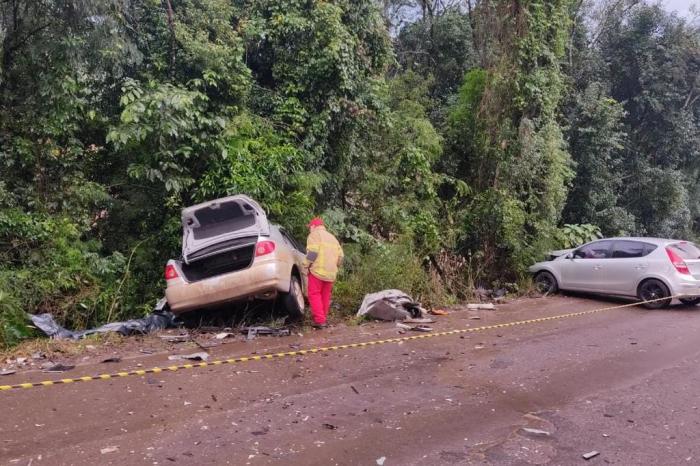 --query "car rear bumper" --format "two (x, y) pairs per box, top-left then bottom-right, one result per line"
(668, 275), (700, 298)
(165, 261), (287, 314)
